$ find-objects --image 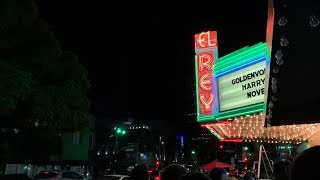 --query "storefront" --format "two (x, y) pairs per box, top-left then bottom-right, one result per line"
(194, 33), (320, 144)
